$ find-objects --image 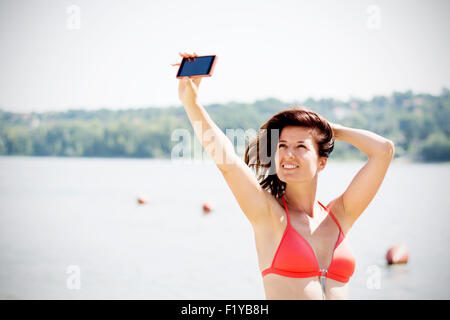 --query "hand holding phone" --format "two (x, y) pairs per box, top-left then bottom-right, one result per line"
(174, 53), (217, 79)
(172, 52), (216, 105)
